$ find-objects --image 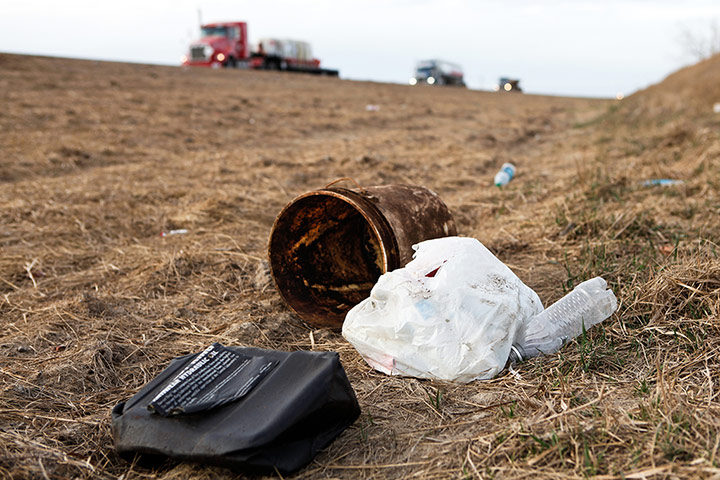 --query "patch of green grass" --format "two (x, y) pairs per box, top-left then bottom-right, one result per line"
(500, 400), (517, 419)
(659, 411), (695, 462)
(584, 437), (597, 476)
(427, 387), (443, 413)
(578, 324), (596, 373)
(357, 414), (374, 443)
(530, 433), (550, 450)
(634, 378), (650, 397)
(355, 413), (378, 445)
